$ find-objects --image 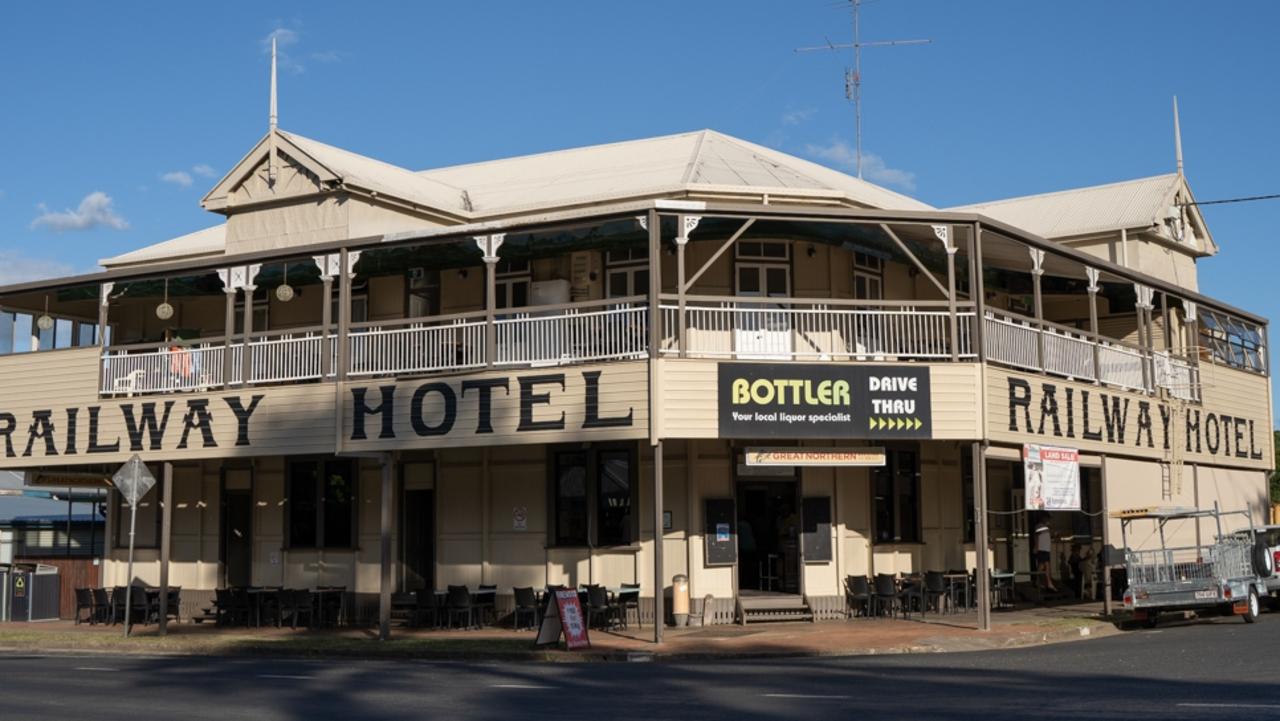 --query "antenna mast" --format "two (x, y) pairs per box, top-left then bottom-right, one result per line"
(1173, 95), (1184, 176)
(268, 36), (279, 185)
(797, 0), (930, 179)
